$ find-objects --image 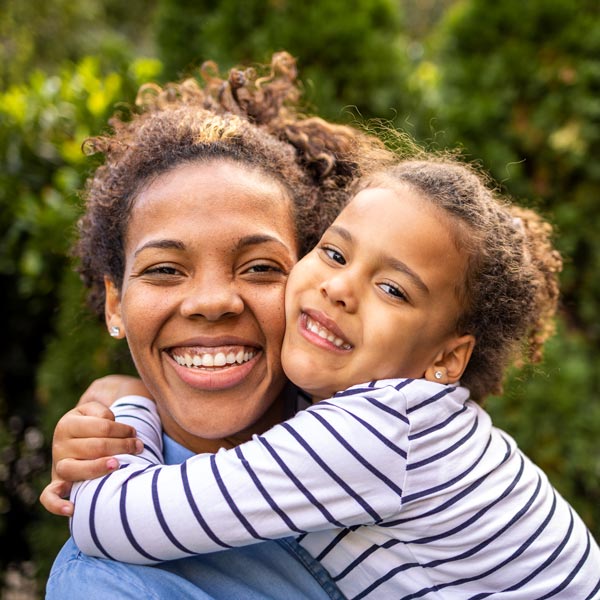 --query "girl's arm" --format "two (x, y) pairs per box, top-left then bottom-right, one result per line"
(70, 381), (414, 564)
(39, 375), (151, 516)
